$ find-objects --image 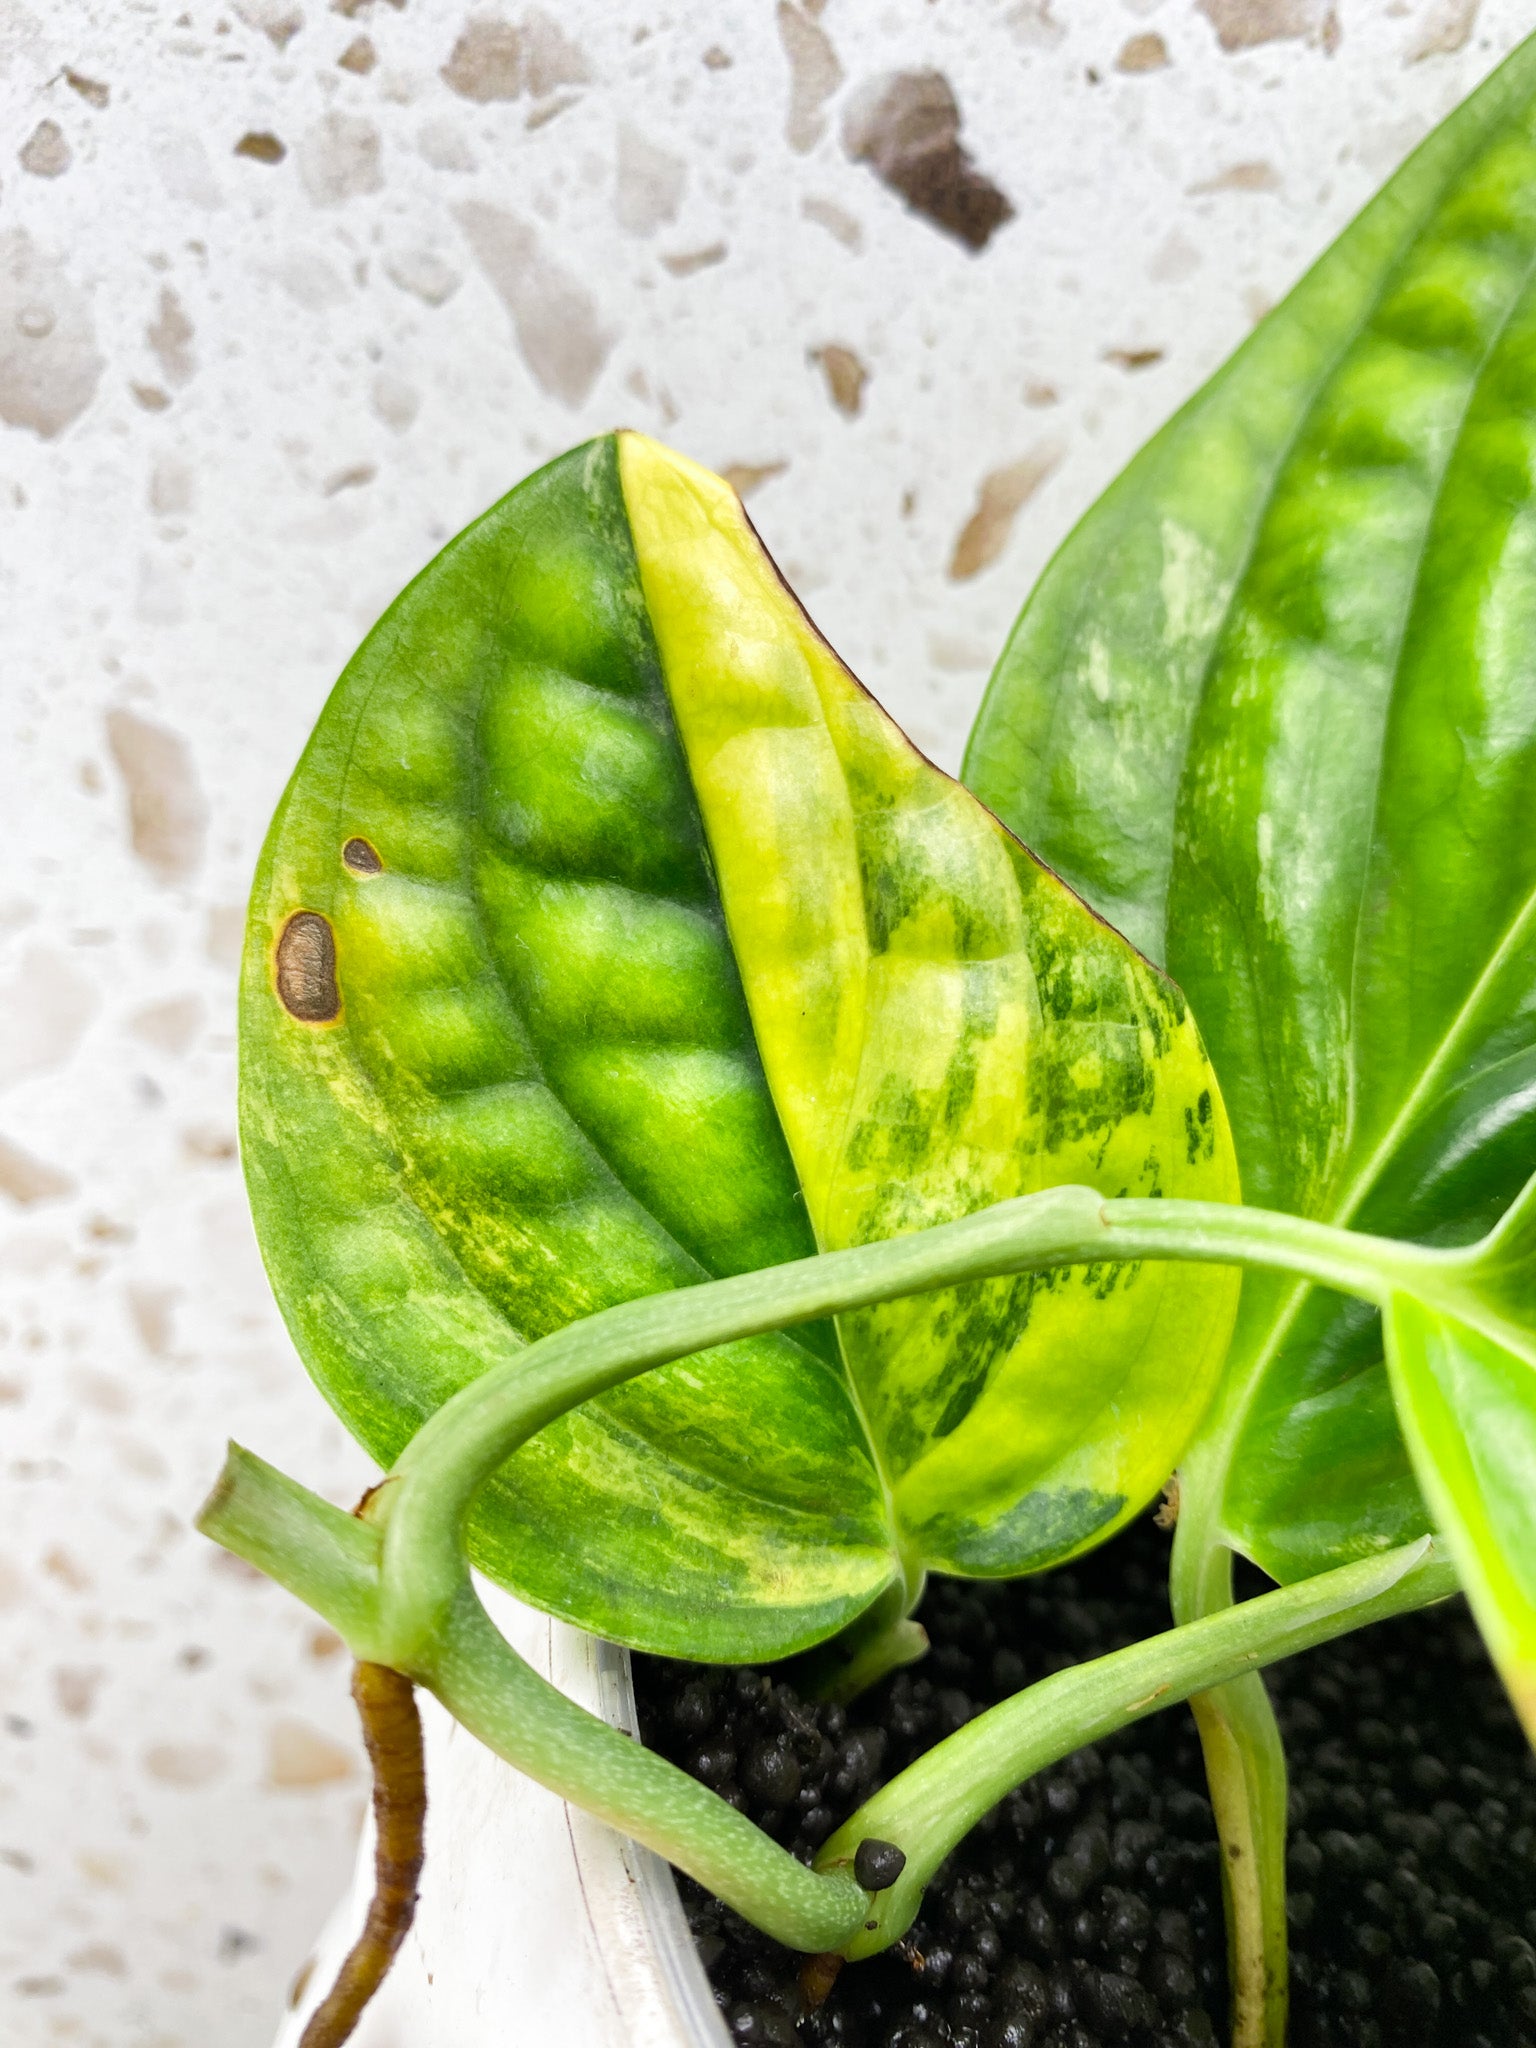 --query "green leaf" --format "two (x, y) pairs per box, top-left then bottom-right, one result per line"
(242, 433), (1237, 1662)
(964, 32), (1536, 1581)
(1385, 1179), (1536, 1741)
